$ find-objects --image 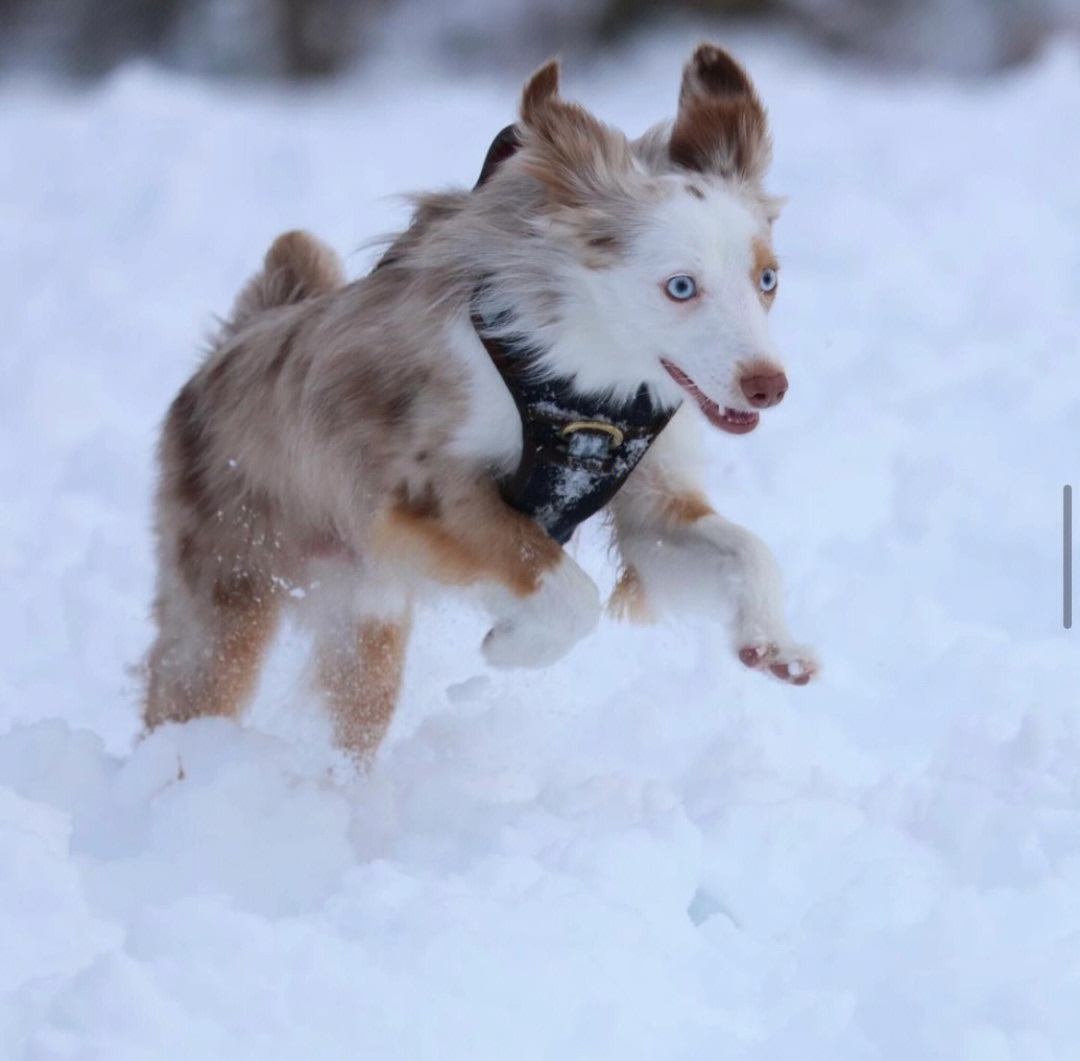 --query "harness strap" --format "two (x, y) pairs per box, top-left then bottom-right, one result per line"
(471, 311), (678, 544)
